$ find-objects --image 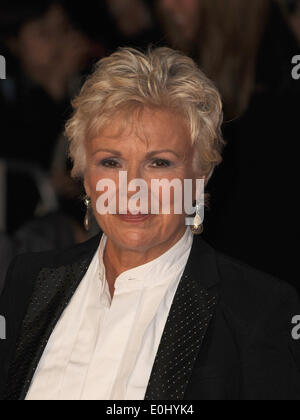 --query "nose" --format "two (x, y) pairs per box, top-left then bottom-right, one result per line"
(118, 162), (144, 203)
(121, 163), (149, 214)
(126, 162), (143, 185)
